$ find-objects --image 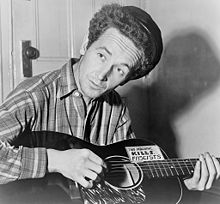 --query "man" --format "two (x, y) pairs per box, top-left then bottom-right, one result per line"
(0, 2), (219, 197)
